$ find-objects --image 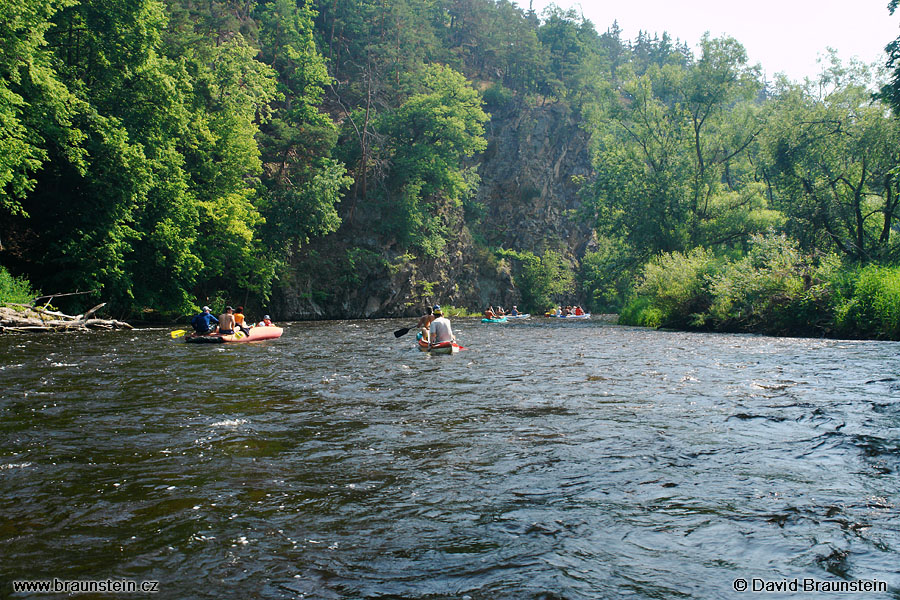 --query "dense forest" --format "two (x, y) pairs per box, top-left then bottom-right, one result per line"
(4, 0), (900, 337)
